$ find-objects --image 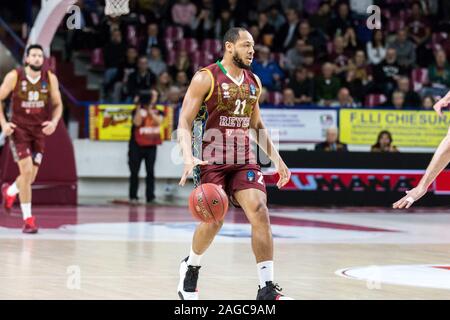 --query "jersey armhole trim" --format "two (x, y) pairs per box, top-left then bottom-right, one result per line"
(47, 70), (53, 91)
(200, 68), (214, 102)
